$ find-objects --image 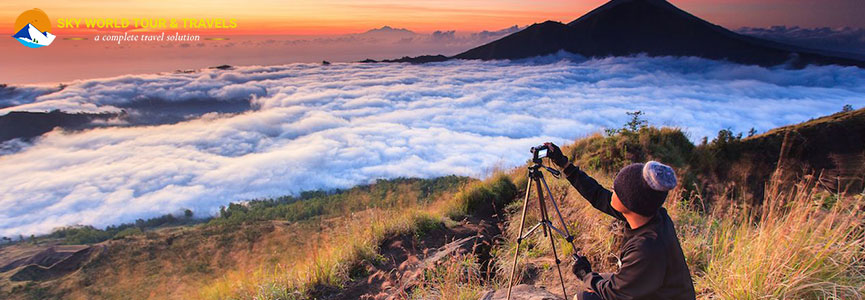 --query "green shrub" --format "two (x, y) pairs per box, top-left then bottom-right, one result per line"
(565, 126), (694, 174)
(448, 173), (517, 218)
(113, 227), (144, 239)
(48, 211), (195, 244)
(50, 226), (113, 244)
(412, 213), (444, 239)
